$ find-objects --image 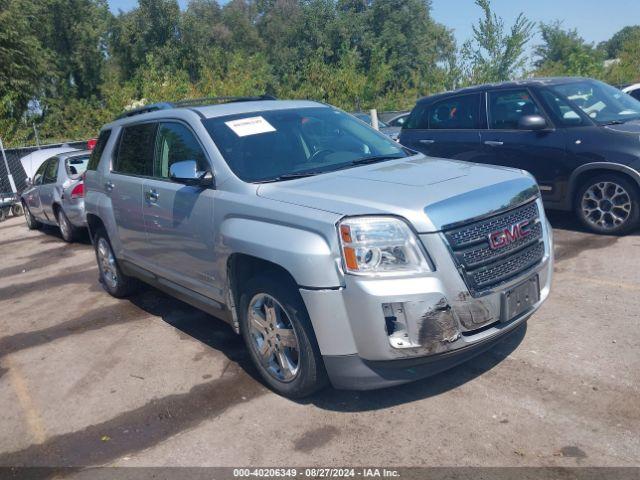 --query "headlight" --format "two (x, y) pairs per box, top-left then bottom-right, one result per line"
(338, 216), (431, 275)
